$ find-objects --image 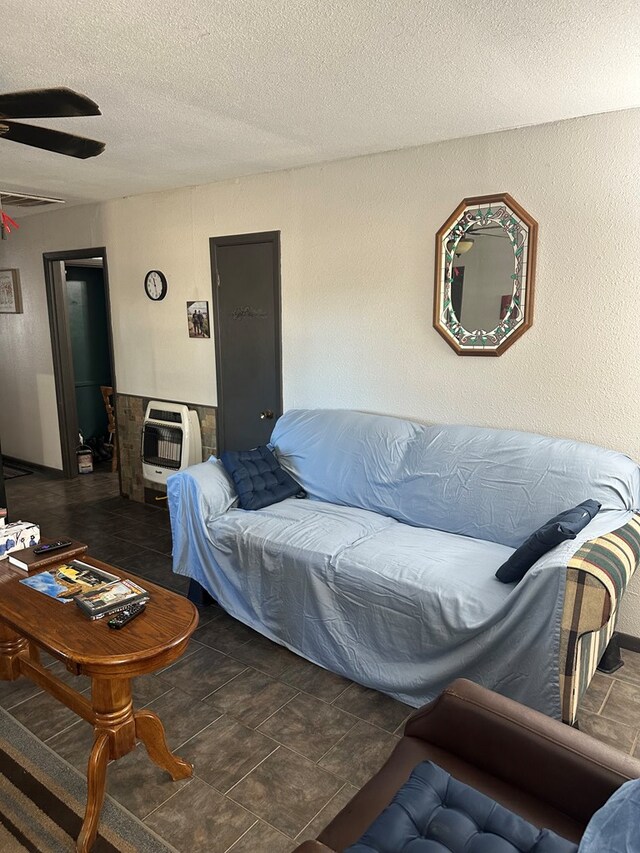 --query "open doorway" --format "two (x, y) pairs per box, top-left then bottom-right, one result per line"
(43, 247), (118, 480)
